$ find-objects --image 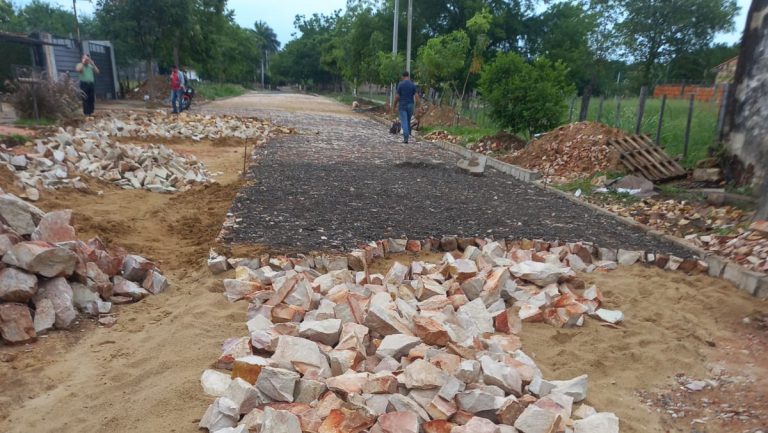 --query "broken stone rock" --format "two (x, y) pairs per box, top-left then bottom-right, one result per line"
(0, 267), (38, 302)
(371, 411), (419, 433)
(3, 241), (77, 278)
(573, 412), (619, 433)
(510, 261), (571, 287)
(224, 377), (261, 414)
(376, 333), (422, 359)
(199, 397), (239, 432)
(452, 416), (500, 433)
(34, 277), (76, 329)
(121, 254), (155, 282)
(480, 355), (522, 396)
(33, 298), (55, 333)
(271, 335), (332, 378)
(514, 405), (562, 433)
(31, 210), (77, 243)
(262, 407), (303, 433)
(201, 369), (233, 397)
(112, 276), (151, 302)
(298, 318), (342, 346)
(549, 374), (588, 402)
(0, 193), (44, 235)
(401, 358), (447, 389)
(0, 302), (36, 344)
(255, 366), (300, 402)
